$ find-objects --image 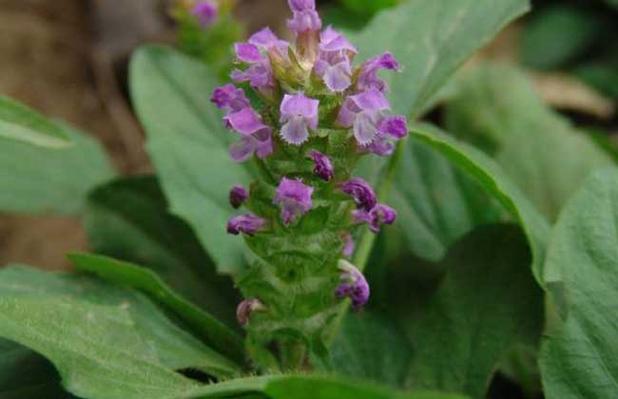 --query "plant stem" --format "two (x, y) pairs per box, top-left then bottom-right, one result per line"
(353, 141), (404, 271)
(279, 339), (306, 371)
